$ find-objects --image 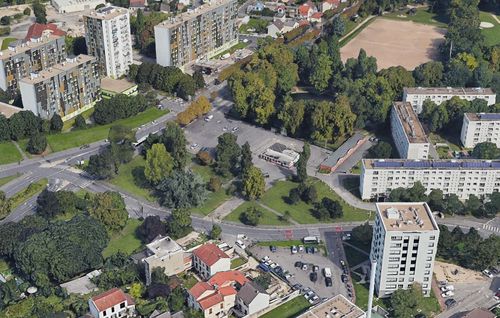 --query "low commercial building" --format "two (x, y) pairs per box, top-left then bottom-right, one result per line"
(154, 0), (239, 69)
(142, 236), (186, 286)
(101, 77), (138, 99)
(319, 132), (367, 173)
(88, 288), (135, 318)
(234, 281), (270, 317)
(259, 143), (300, 168)
(360, 159), (500, 200)
(391, 102), (430, 159)
(297, 294), (365, 318)
(192, 243), (231, 280)
(370, 202), (439, 297)
(403, 87), (496, 114)
(461, 113), (500, 148)
(51, 0), (106, 13)
(19, 55), (100, 121)
(24, 23), (66, 40)
(267, 20), (299, 38)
